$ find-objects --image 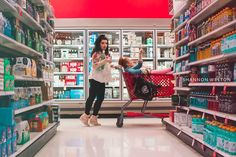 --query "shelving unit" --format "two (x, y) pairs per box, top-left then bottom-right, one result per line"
(167, 1), (236, 157)
(15, 100), (55, 115)
(54, 58), (84, 62)
(0, 33), (43, 58)
(173, 20), (188, 33)
(0, 1), (58, 157)
(54, 72), (83, 75)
